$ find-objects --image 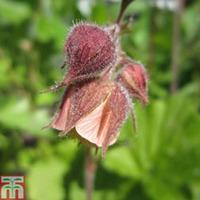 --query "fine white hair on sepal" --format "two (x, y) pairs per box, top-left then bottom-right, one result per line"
(106, 82), (133, 147)
(117, 81), (132, 106)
